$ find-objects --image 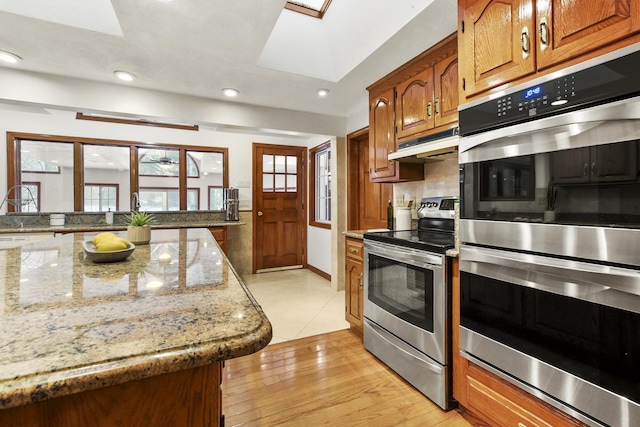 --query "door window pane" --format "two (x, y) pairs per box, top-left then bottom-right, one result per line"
(263, 154), (274, 173)
(287, 174), (297, 192)
(263, 174), (273, 192)
(275, 174), (286, 192)
(286, 155), (297, 173)
(275, 155), (286, 173)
